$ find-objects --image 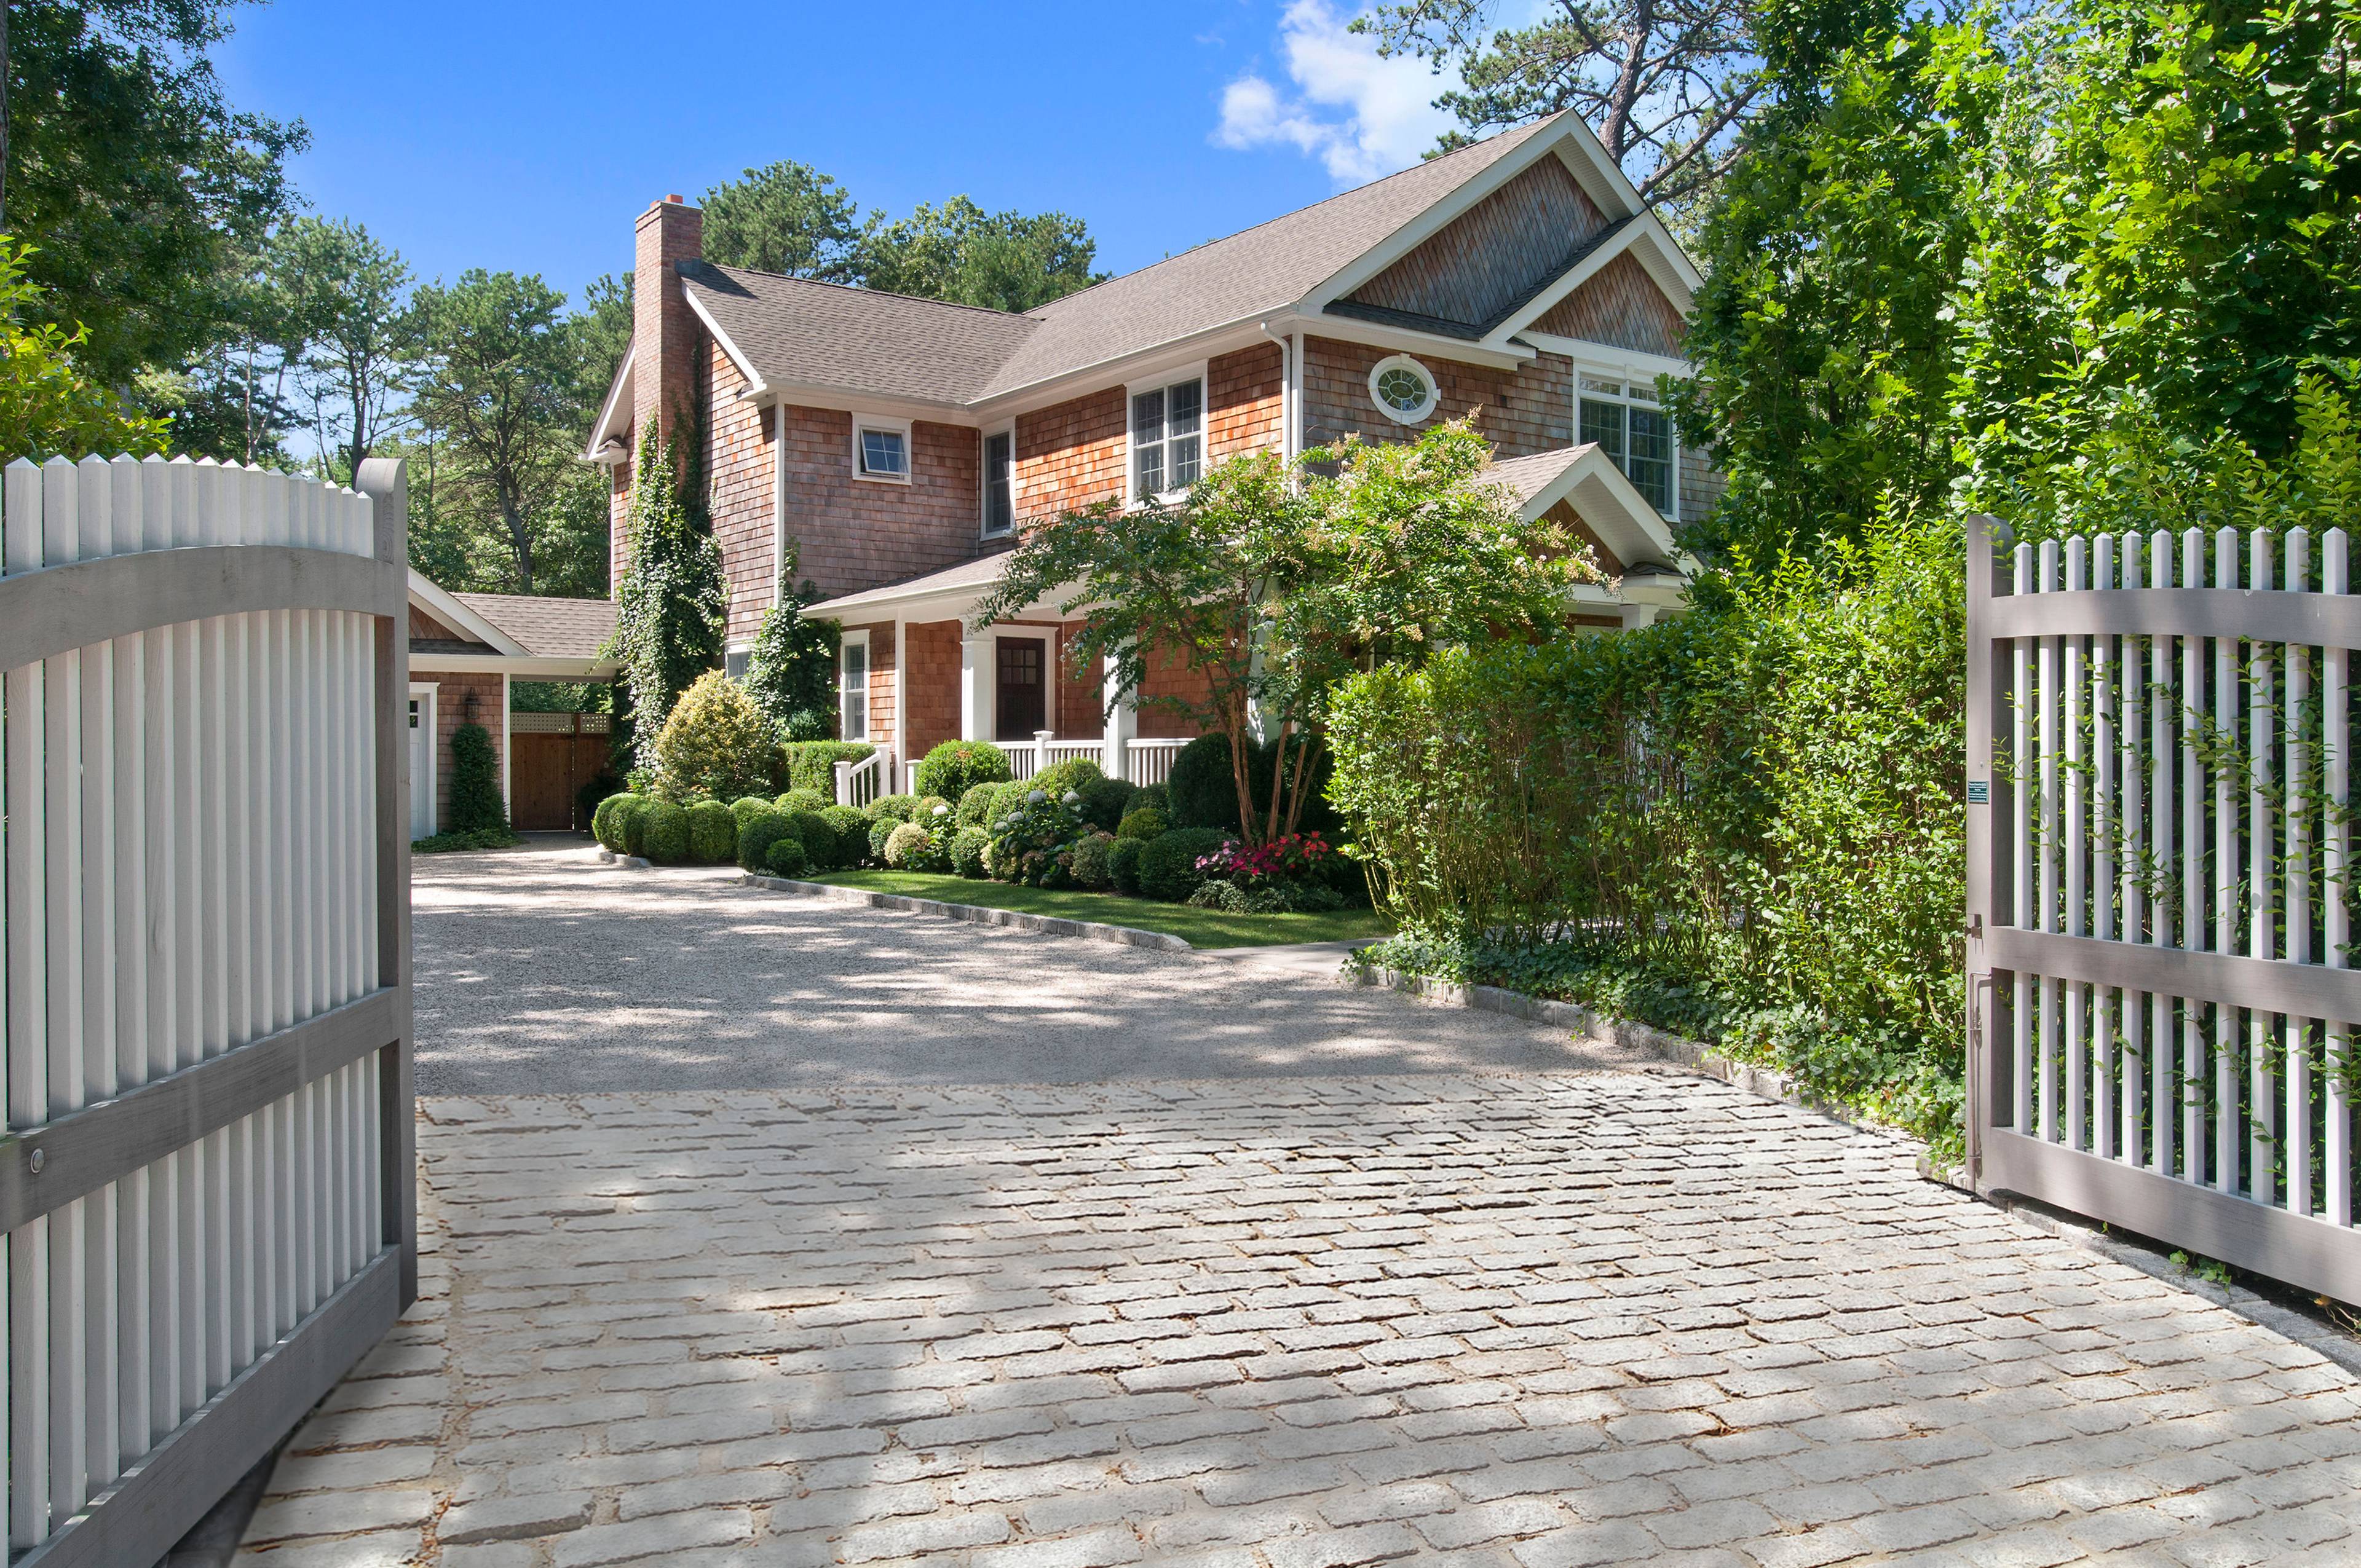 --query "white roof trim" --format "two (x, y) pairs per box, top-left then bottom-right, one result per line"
(408, 569), (532, 658)
(1481, 222), (1652, 352)
(411, 653), (622, 679)
(1497, 446), (1685, 573)
(679, 286), (769, 398)
(1518, 334), (1692, 384)
(1300, 112), (1591, 315)
(584, 344), (635, 461)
